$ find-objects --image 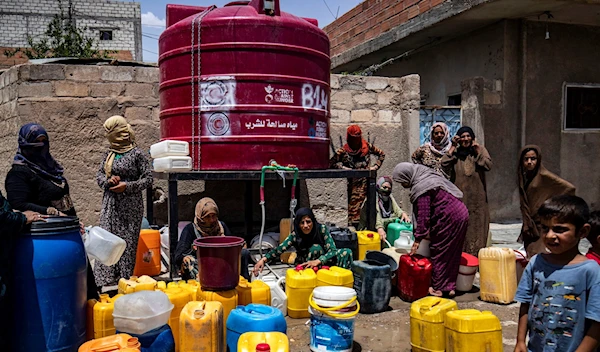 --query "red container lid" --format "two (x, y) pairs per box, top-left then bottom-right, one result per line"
(256, 343), (271, 351)
(460, 252), (479, 267)
(321, 266), (330, 270)
(367, 233), (374, 238)
(295, 265), (304, 271)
